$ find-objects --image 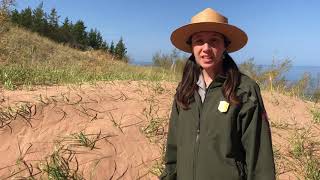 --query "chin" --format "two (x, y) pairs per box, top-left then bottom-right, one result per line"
(201, 62), (216, 69)
(201, 61), (223, 72)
